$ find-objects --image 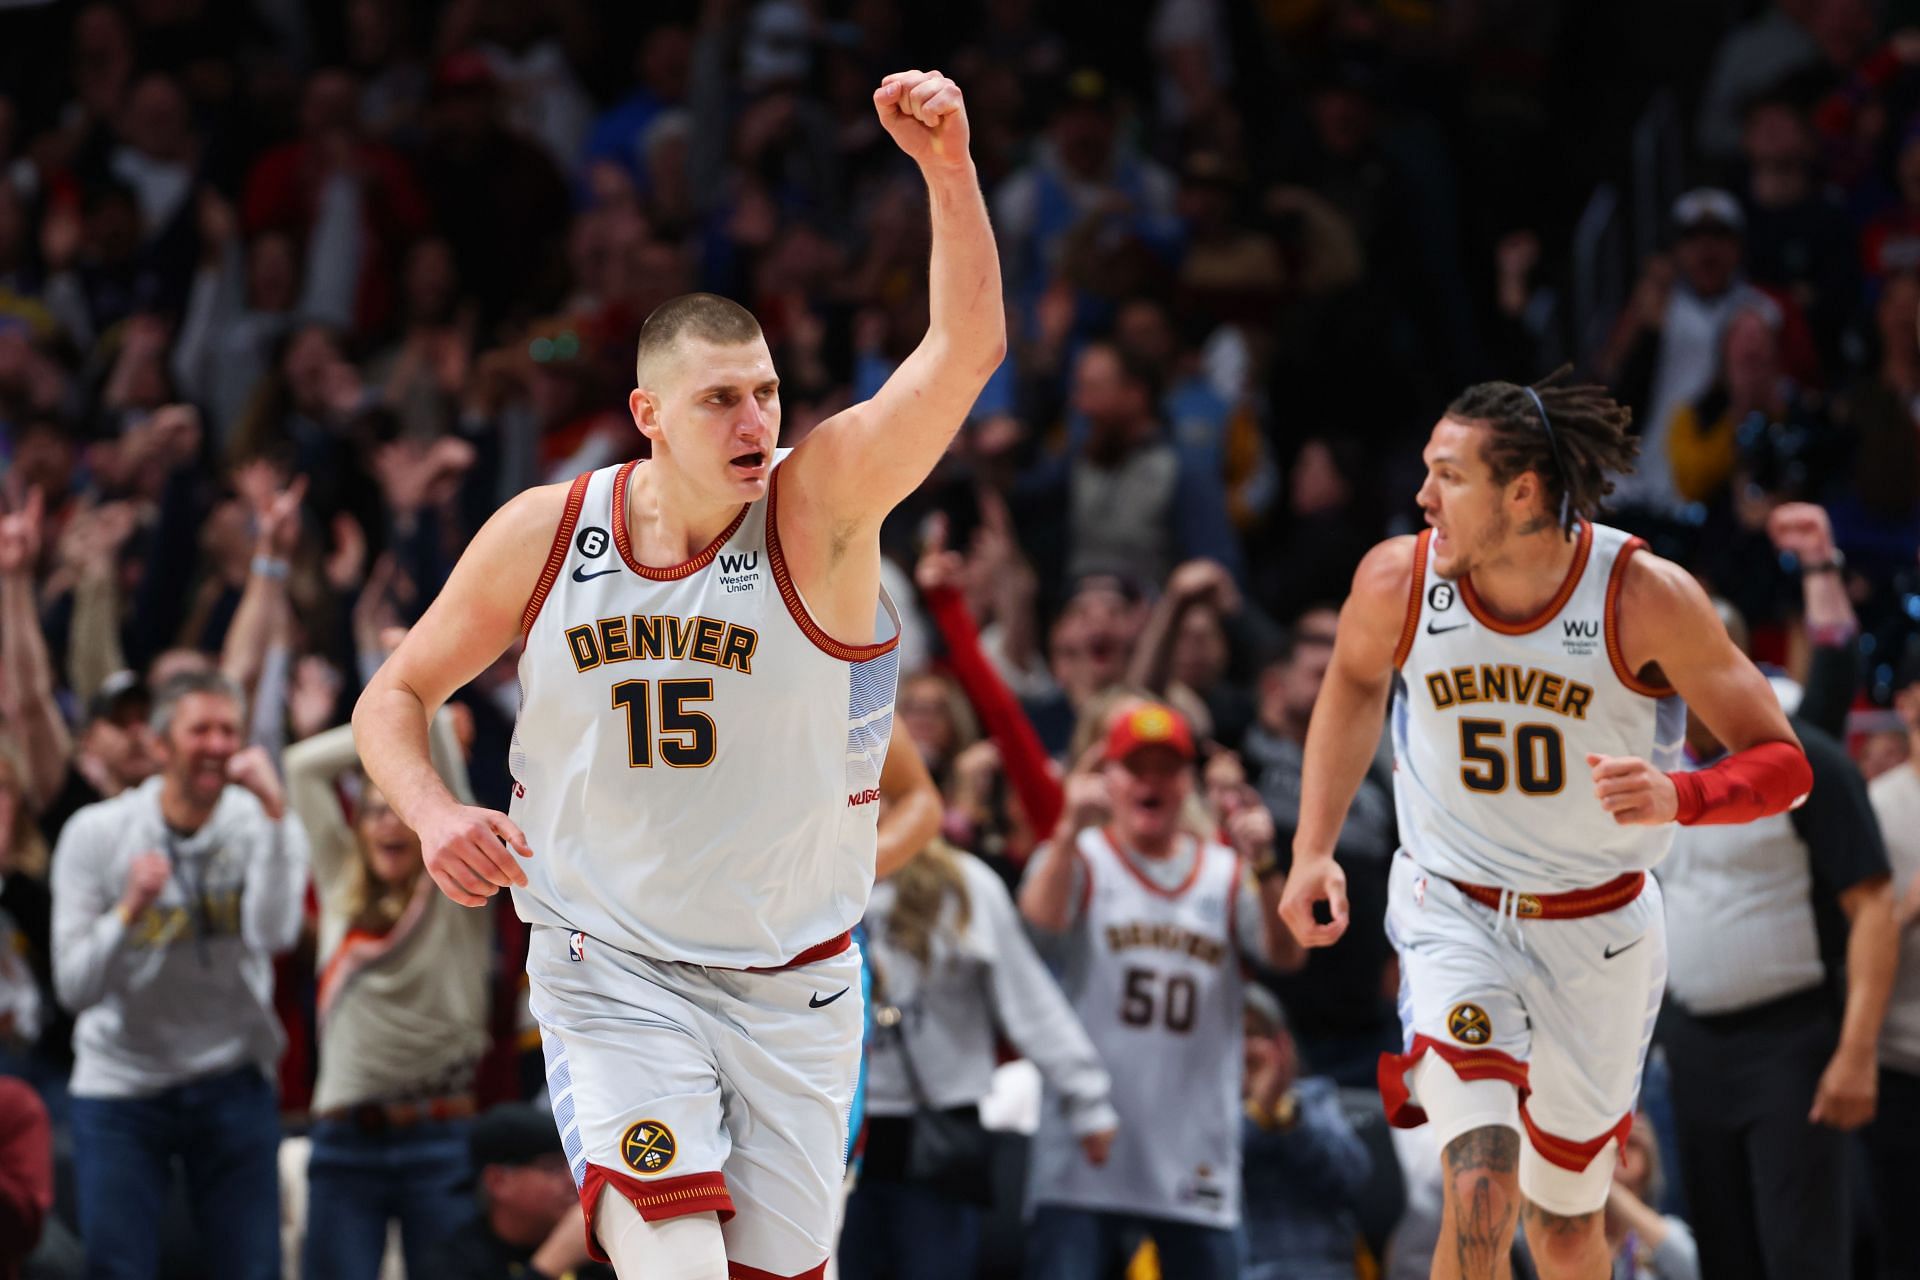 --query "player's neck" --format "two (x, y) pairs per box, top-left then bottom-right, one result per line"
(624, 459), (742, 565)
(1464, 524), (1580, 623)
